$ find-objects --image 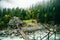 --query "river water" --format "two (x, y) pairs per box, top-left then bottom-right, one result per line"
(0, 30), (60, 40)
